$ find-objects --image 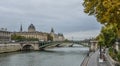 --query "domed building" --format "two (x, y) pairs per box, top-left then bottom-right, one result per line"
(28, 24), (36, 32)
(13, 24), (48, 41)
(12, 24), (65, 41)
